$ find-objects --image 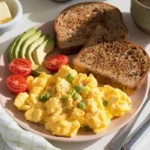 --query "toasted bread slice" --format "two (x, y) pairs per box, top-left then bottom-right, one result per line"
(55, 2), (128, 54)
(72, 26), (150, 95)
